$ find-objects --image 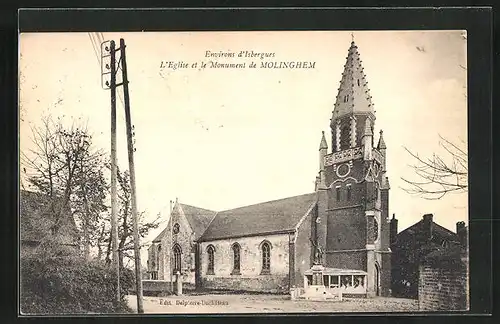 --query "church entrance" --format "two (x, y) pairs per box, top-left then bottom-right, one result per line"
(374, 263), (381, 296)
